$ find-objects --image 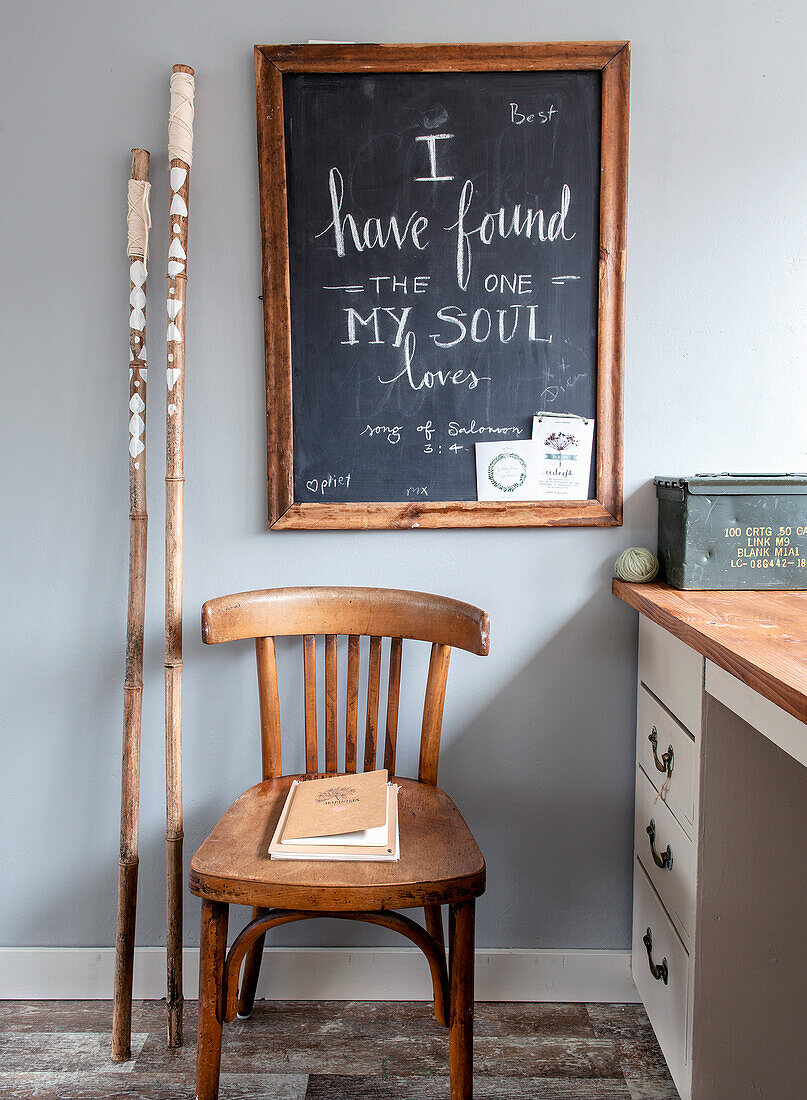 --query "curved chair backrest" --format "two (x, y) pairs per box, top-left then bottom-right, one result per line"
(201, 587), (490, 785)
